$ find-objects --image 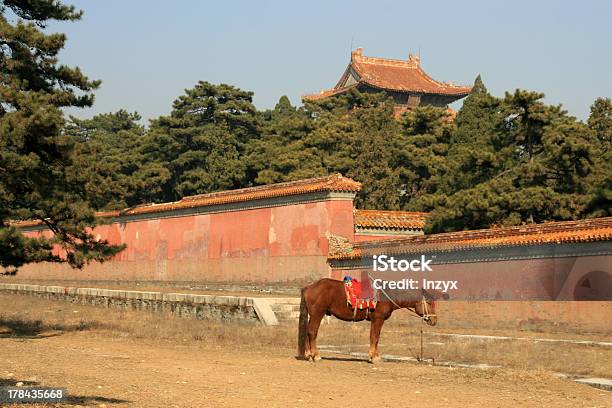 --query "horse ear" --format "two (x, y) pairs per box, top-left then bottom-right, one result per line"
(421, 288), (433, 301)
